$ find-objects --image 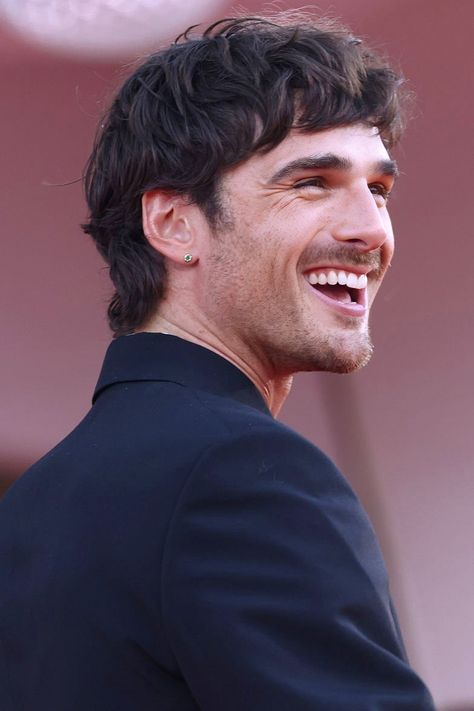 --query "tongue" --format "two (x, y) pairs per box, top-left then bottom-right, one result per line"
(315, 284), (352, 304)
